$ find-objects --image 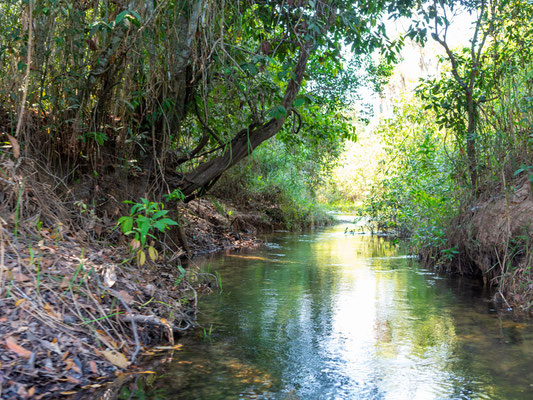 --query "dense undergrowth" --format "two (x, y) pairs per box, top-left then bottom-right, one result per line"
(212, 138), (336, 230)
(341, 1), (533, 309)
